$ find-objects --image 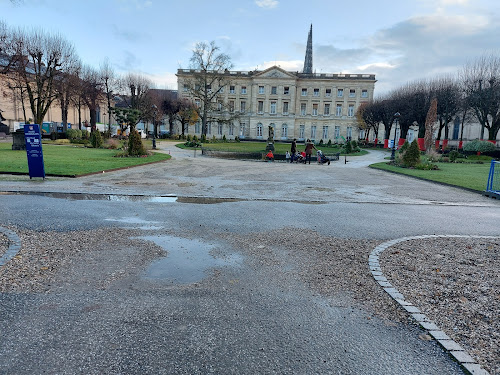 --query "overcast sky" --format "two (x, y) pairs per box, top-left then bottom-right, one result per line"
(2, 0), (500, 96)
